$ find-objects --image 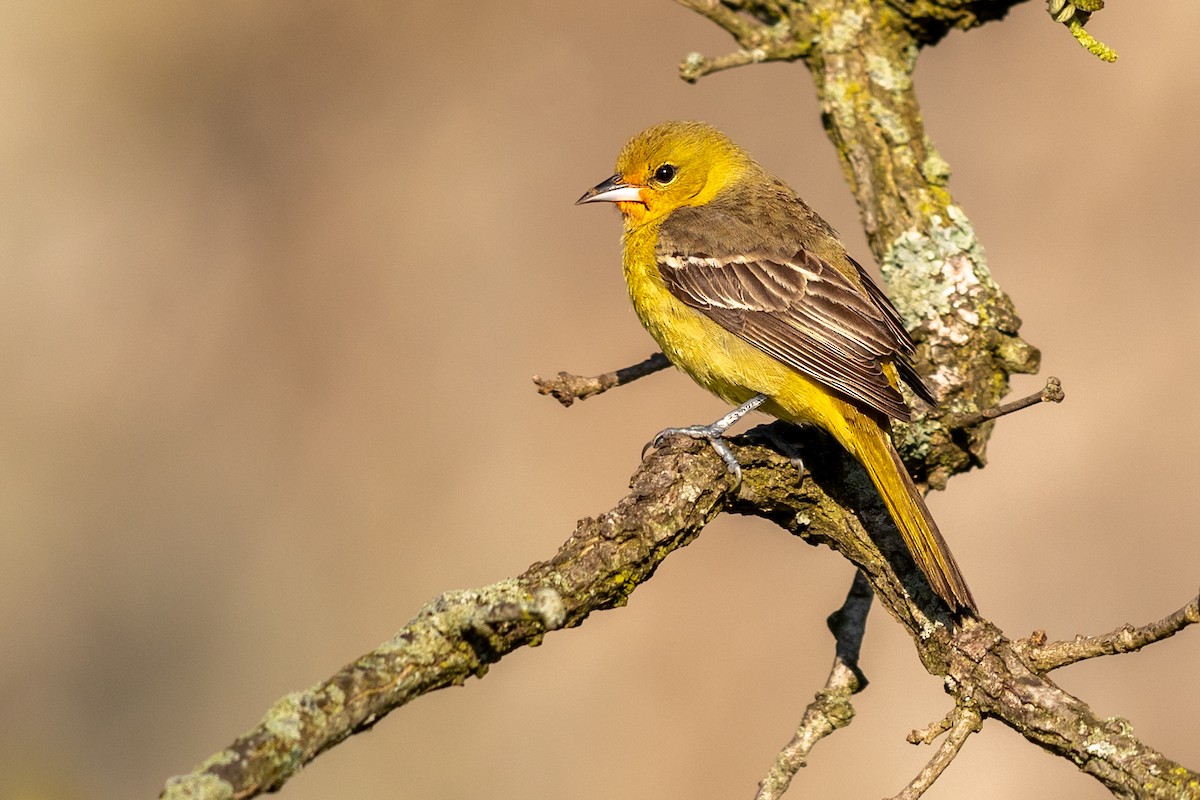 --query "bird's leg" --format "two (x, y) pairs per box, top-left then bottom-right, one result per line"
(642, 394), (769, 485)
